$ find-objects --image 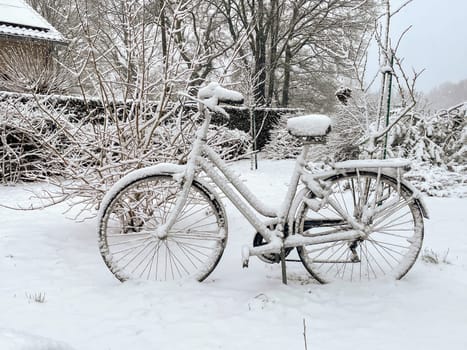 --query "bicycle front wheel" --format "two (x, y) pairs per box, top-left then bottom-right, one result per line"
(99, 175), (227, 282)
(296, 171), (424, 283)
